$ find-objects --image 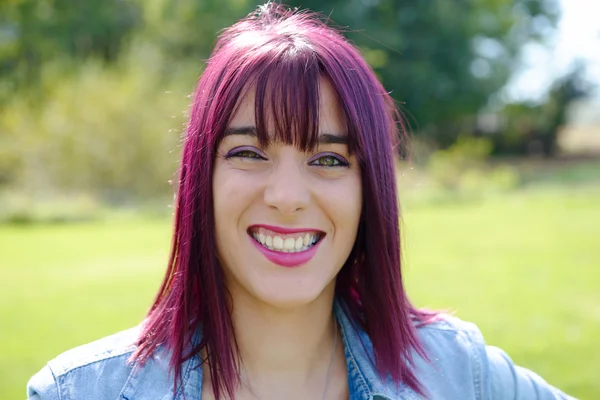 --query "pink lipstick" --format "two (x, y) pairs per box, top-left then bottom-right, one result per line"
(253, 224), (319, 234)
(248, 225), (324, 267)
